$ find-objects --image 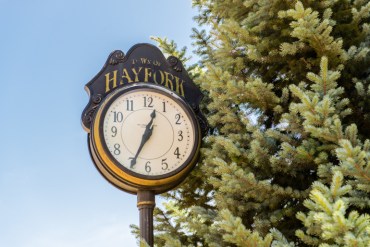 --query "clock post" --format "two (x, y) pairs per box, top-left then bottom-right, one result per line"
(137, 190), (155, 246)
(82, 44), (208, 247)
